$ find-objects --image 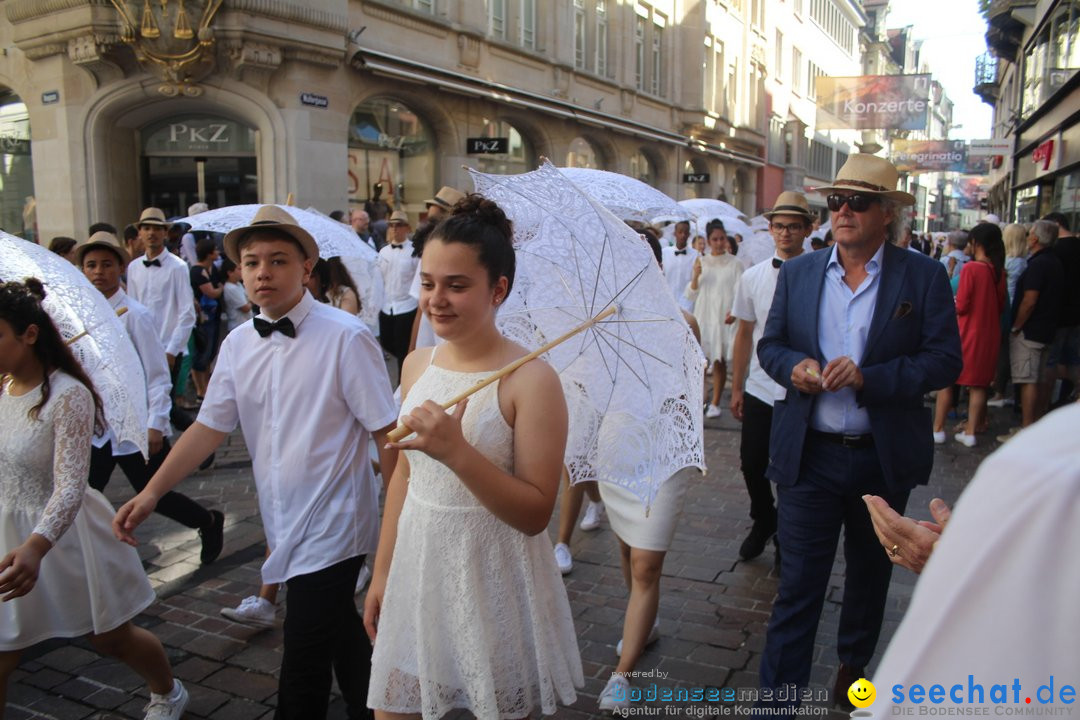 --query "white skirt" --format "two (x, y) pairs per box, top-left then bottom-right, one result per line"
(0, 489), (156, 651)
(597, 466), (695, 552)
